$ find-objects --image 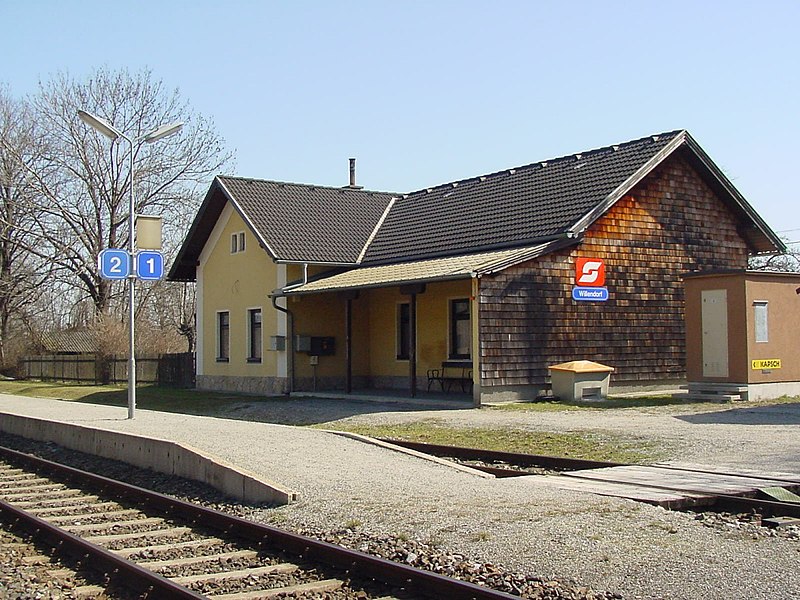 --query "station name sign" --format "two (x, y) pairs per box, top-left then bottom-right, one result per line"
(572, 287), (609, 301)
(573, 258), (609, 302)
